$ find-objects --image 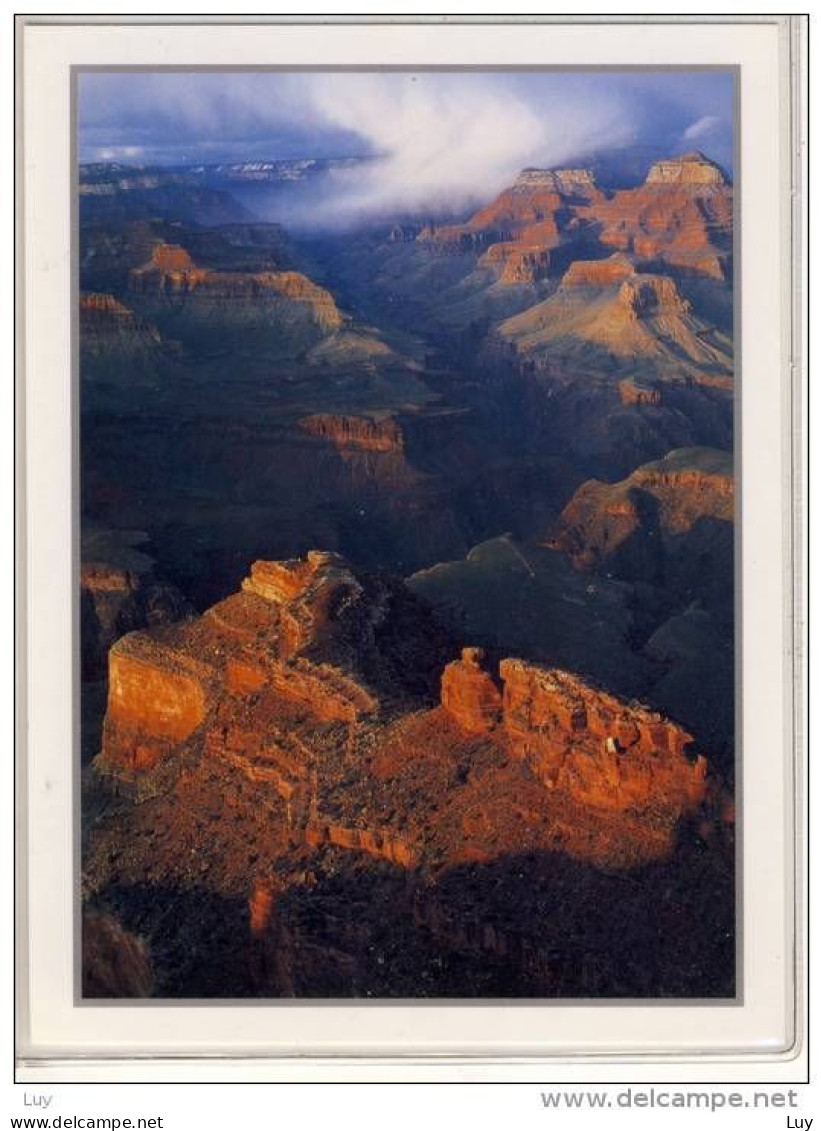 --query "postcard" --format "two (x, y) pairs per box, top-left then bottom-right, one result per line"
(16, 17), (806, 1079)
